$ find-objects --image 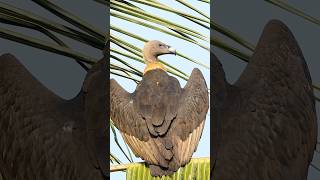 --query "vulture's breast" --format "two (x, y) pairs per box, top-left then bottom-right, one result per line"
(133, 69), (181, 136)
